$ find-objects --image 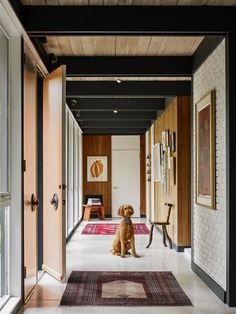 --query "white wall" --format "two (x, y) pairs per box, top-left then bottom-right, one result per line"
(150, 125), (155, 222)
(66, 106), (83, 236)
(193, 40), (226, 290)
(145, 131), (150, 222)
